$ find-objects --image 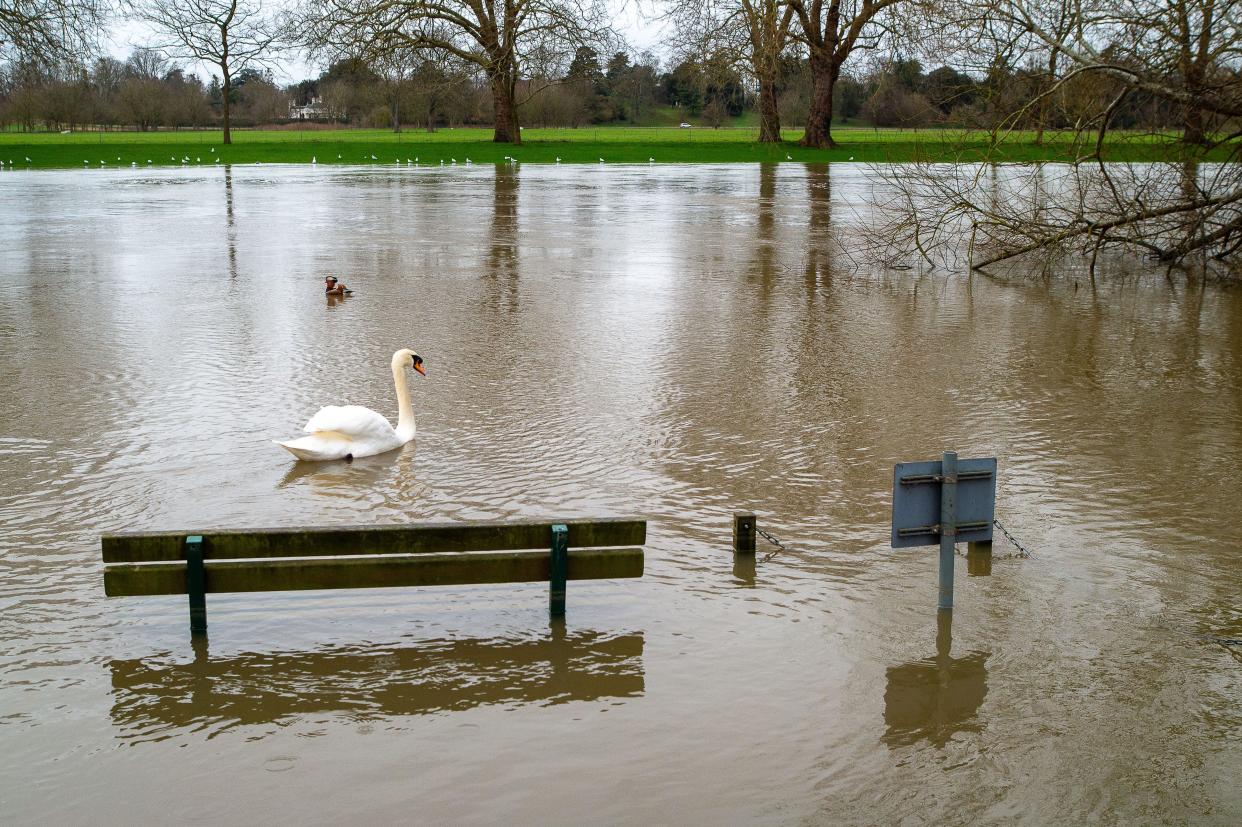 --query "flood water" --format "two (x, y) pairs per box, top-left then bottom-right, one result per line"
(1, 163), (1240, 823)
